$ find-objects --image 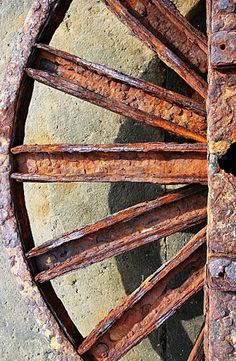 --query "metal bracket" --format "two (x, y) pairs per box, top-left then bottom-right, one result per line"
(211, 31), (236, 68)
(211, 0), (236, 68)
(208, 257), (236, 291)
